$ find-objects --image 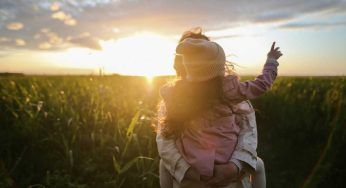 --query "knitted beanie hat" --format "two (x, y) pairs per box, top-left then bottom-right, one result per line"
(176, 38), (226, 82)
